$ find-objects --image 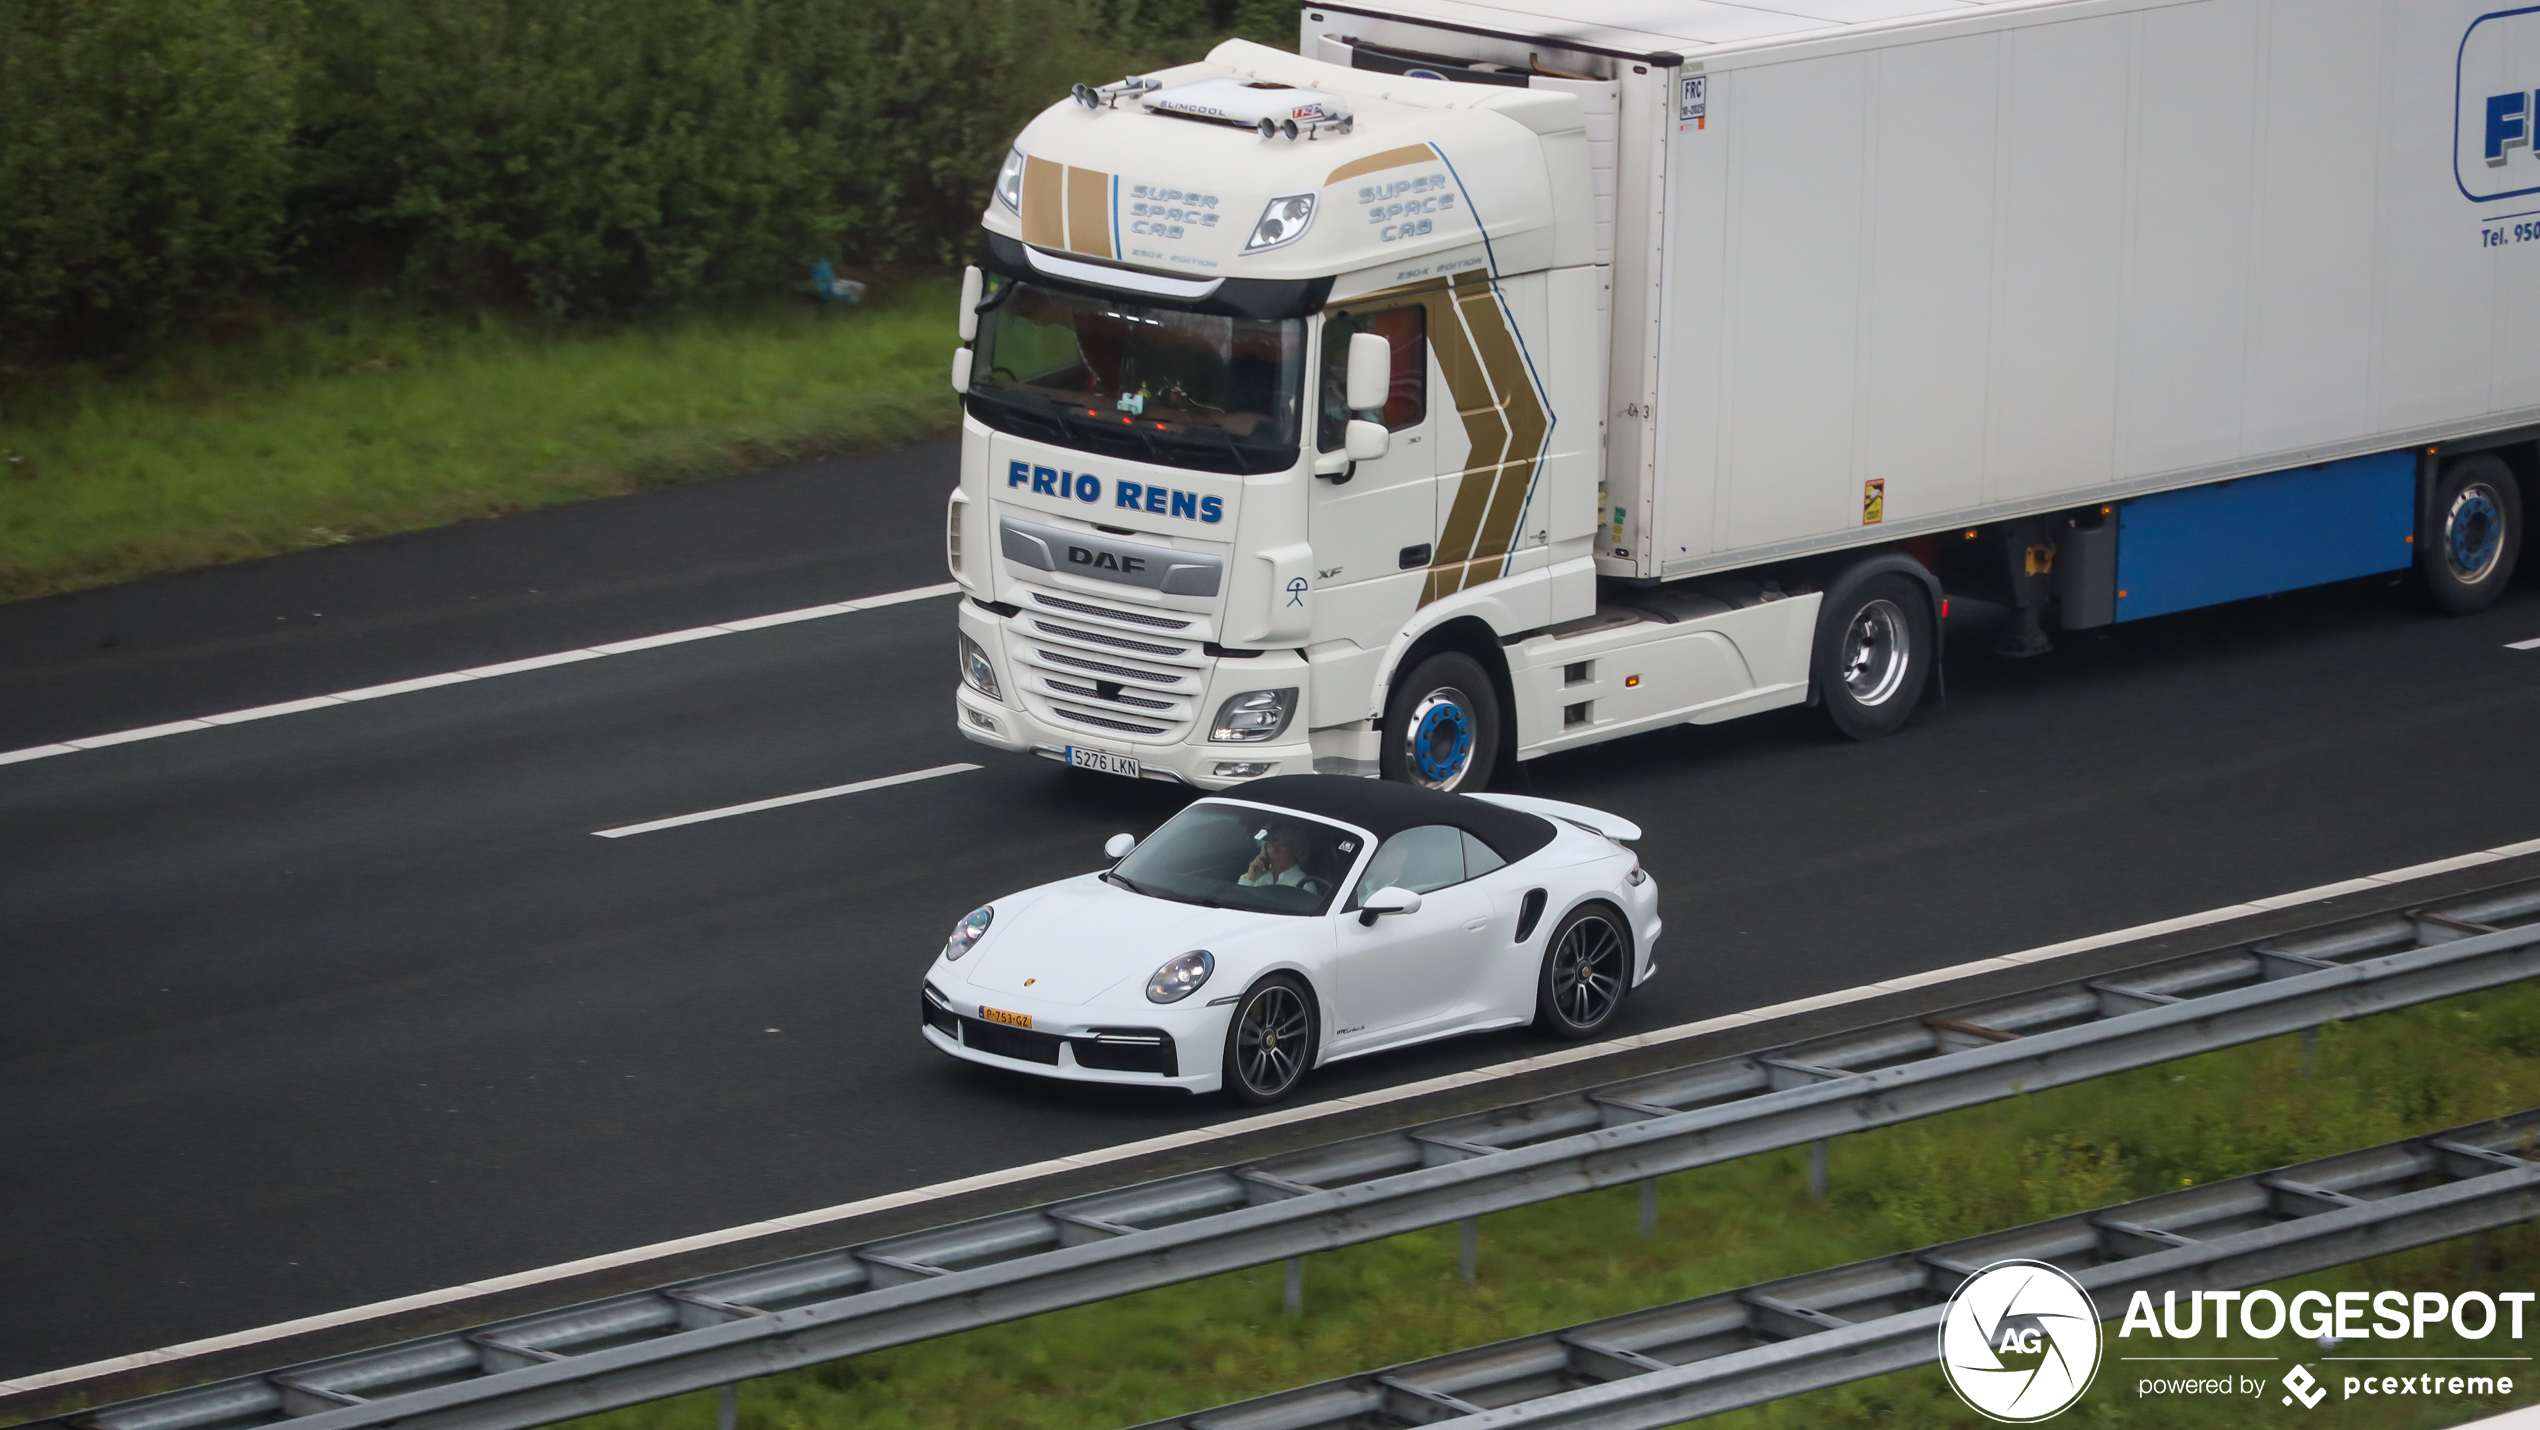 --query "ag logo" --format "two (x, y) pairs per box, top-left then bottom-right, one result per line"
(1938, 1260), (2102, 1422)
